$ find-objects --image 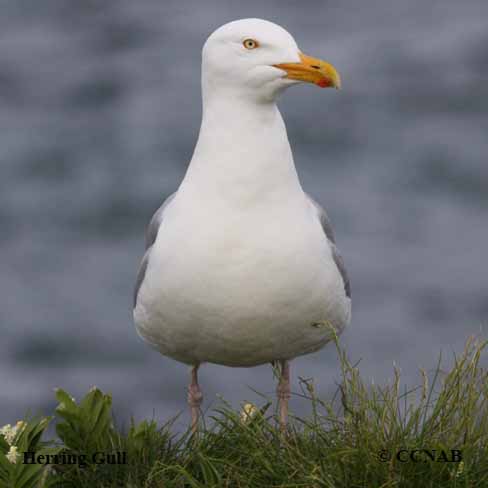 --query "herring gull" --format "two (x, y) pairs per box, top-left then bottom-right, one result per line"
(133, 18), (351, 432)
